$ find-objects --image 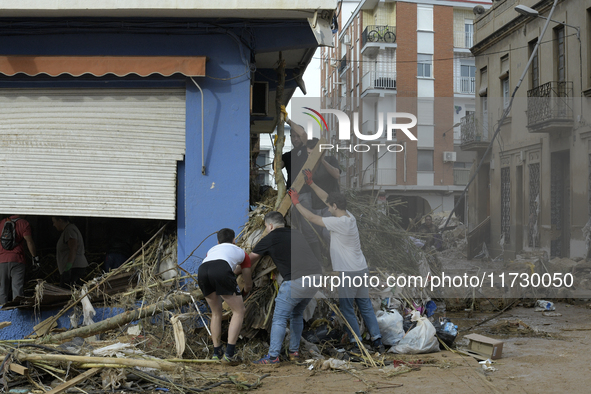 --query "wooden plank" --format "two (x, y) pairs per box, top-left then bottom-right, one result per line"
(9, 363), (28, 375)
(277, 137), (328, 216)
(44, 367), (101, 394)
